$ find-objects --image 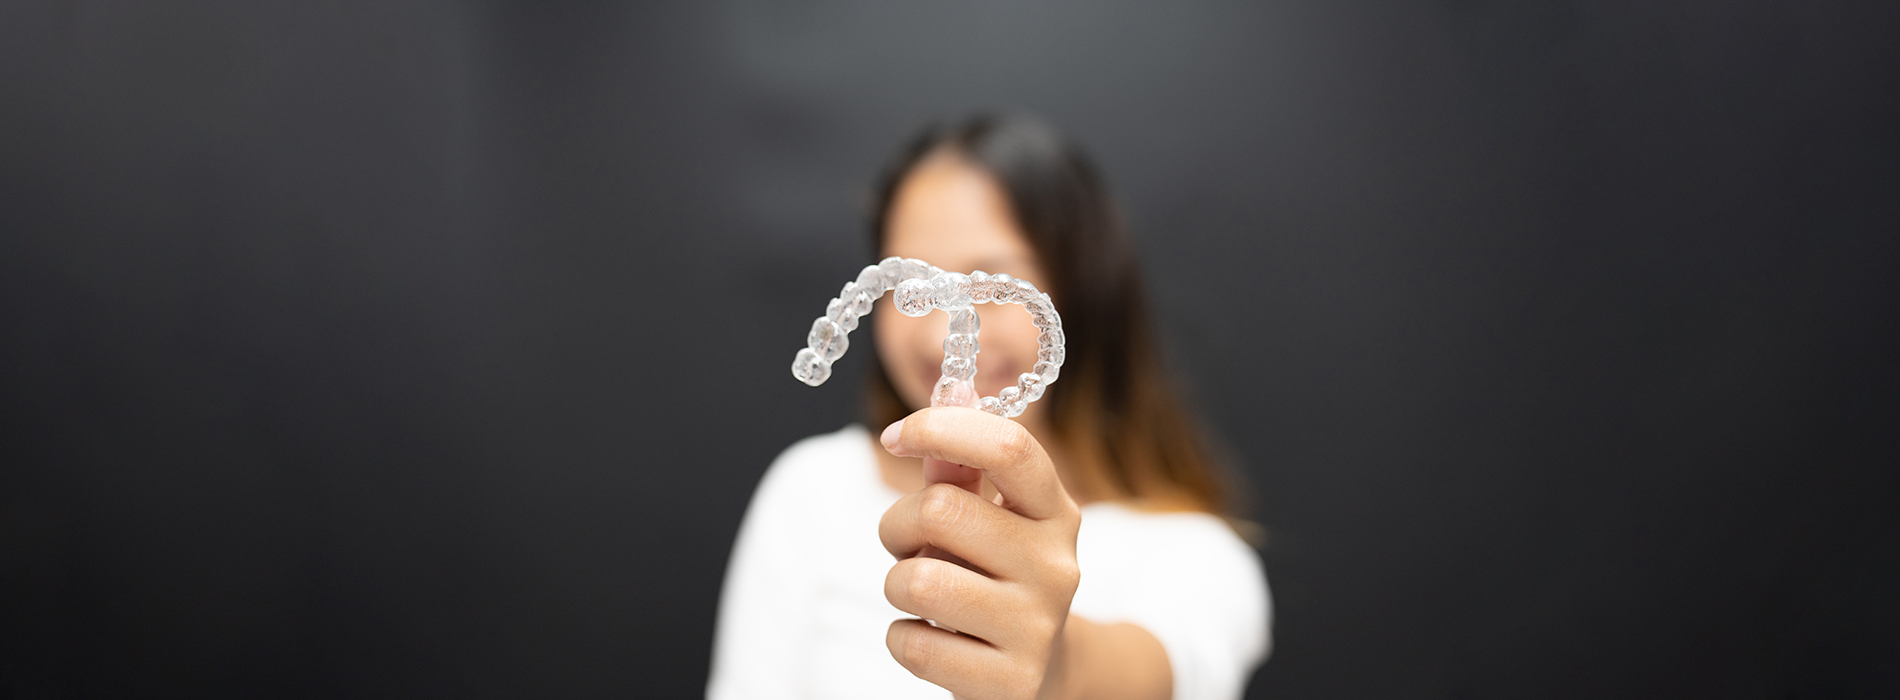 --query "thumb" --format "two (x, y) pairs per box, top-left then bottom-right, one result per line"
(884, 417), (983, 495)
